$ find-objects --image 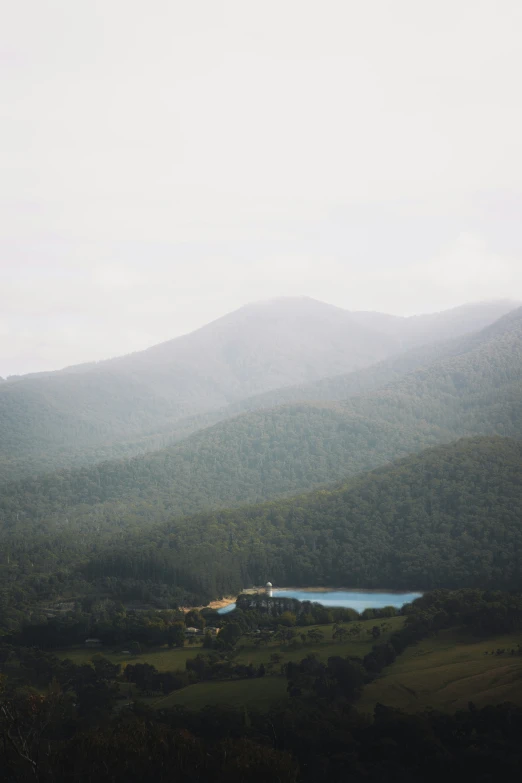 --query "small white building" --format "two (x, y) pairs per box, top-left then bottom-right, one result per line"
(266, 581), (273, 598)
